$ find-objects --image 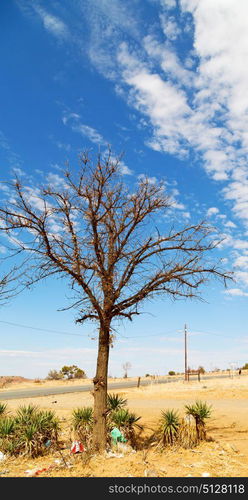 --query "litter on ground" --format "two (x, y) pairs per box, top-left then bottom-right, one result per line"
(70, 440), (84, 454)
